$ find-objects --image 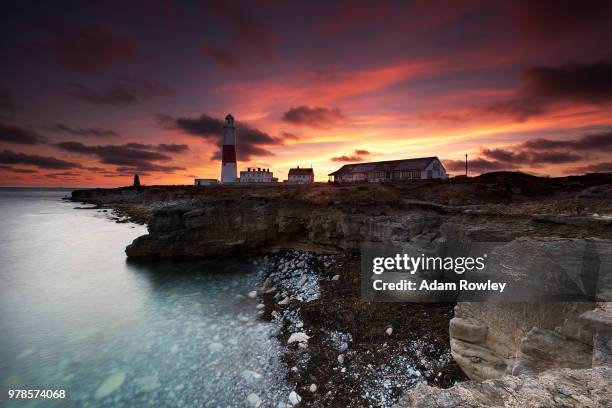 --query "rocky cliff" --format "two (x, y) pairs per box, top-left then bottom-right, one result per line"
(73, 173), (612, 406)
(393, 366), (611, 407)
